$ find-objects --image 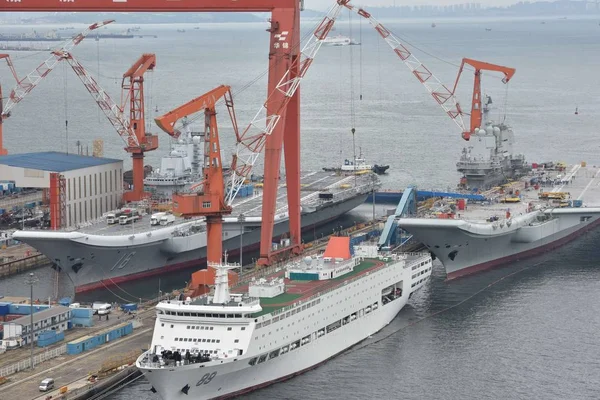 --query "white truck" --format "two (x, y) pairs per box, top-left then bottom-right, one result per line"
(106, 211), (123, 225)
(150, 212), (166, 226)
(159, 214), (175, 226)
(92, 302), (112, 315)
(119, 210), (141, 225)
